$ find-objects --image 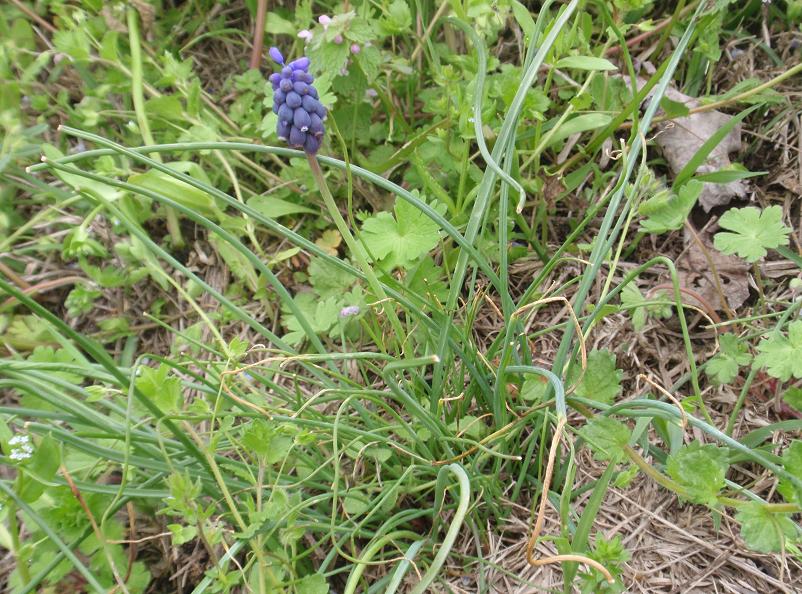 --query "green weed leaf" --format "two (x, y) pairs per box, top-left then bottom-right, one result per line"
(168, 524), (197, 546)
(754, 321), (802, 381)
(659, 97), (690, 118)
(281, 293), (340, 345)
(783, 387), (802, 413)
(28, 346), (85, 384)
(620, 284), (672, 332)
(666, 441), (729, 505)
(554, 56), (617, 71)
(713, 205), (790, 263)
(638, 180), (702, 234)
(405, 257), (448, 303)
(510, 0), (536, 38)
(379, 0), (412, 34)
(736, 502), (796, 553)
(547, 113), (612, 147)
(128, 163), (221, 220)
(295, 573), (328, 594)
(579, 533), (630, 593)
(343, 489), (370, 515)
(579, 417), (630, 462)
(135, 364), (182, 414)
(693, 167), (765, 185)
(308, 257), (355, 298)
(778, 441), (802, 505)
(705, 333), (751, 385)
(521, 375), (549, 402)
(569, 349), (622, 404)
(246, 195), (315, 218)
(19, 434), (61, 503)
